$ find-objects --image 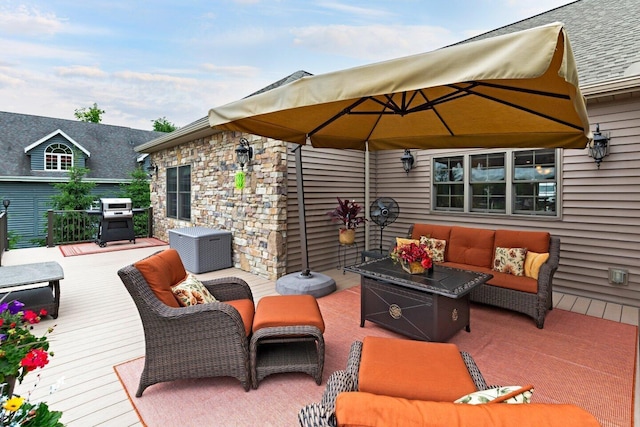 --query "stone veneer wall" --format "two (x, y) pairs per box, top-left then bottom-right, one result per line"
(149, 132), (288, 280)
